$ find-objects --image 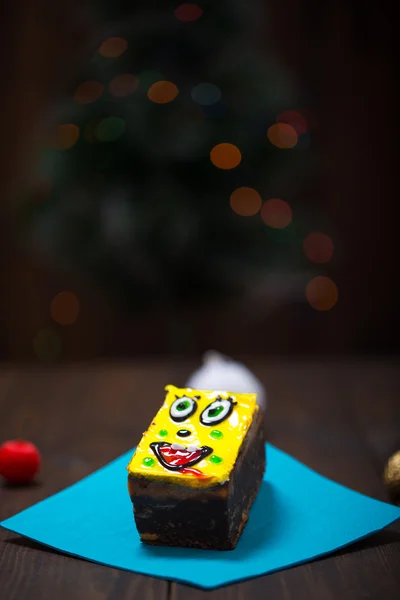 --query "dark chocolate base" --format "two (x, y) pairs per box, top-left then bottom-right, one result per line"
(128, 408), (266, 550)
